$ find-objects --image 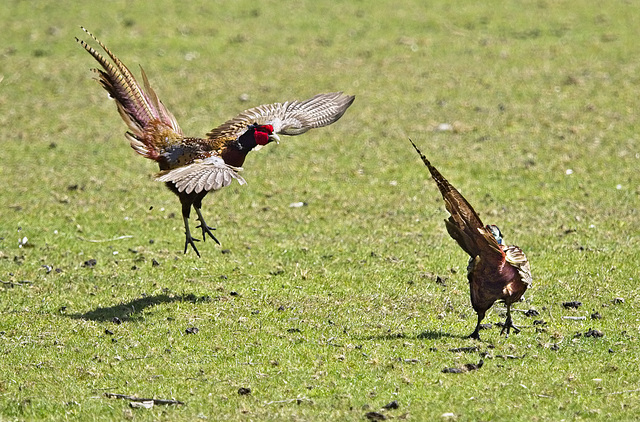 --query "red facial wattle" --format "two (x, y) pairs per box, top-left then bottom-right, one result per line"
(254, 125), (275, 145)
(254, 130), (270, 145)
